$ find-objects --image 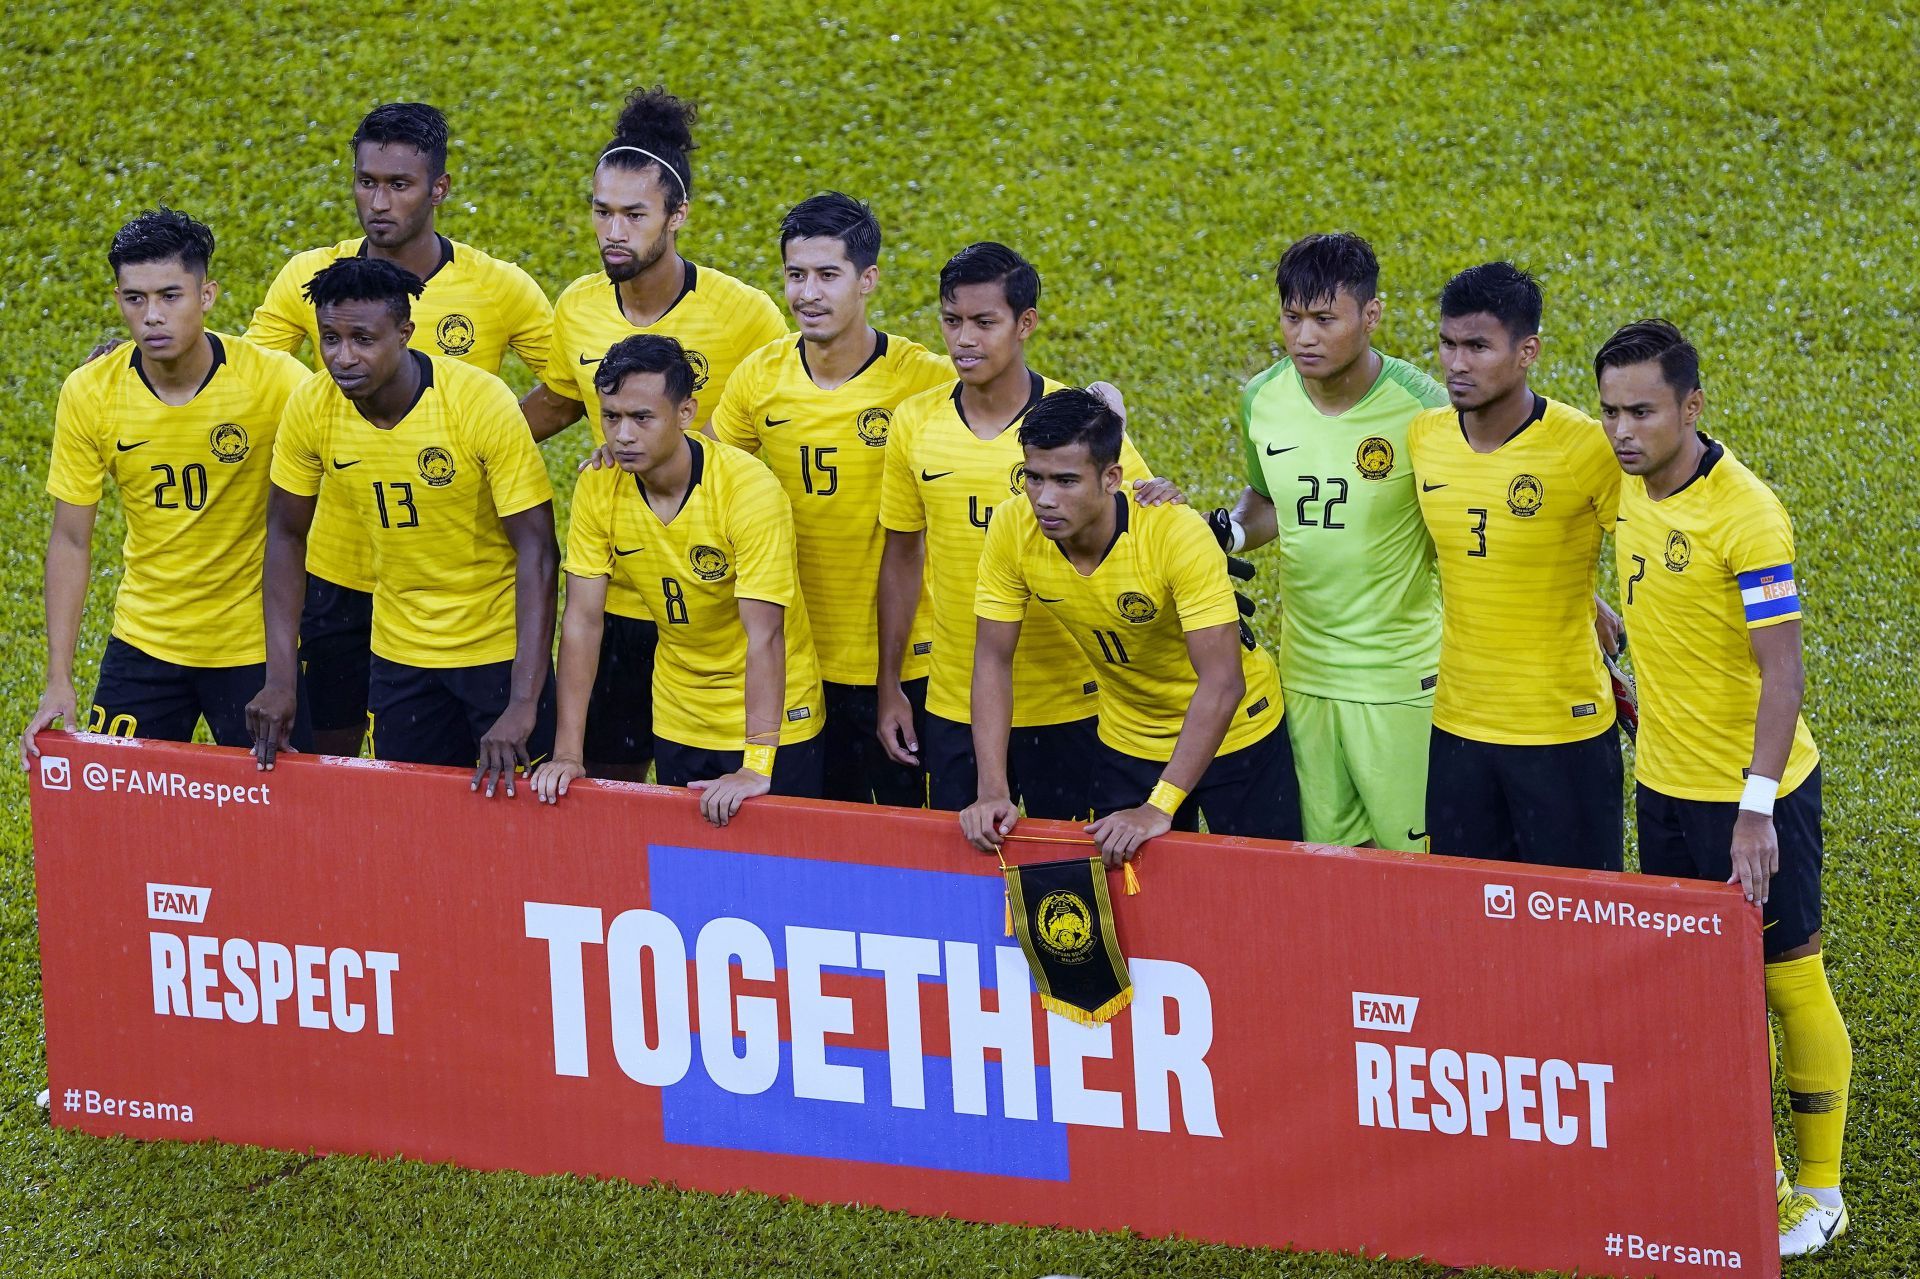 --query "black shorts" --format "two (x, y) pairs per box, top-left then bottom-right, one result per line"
(653, 733), (826, 798)
(1637, 770), (1823, 957)
(582, 613), (658, 769)
(1089, 722), (1302, 840)
(90, 635), (307, 750)
(1426, 725), (1624, 871)
(821, 678), (928, 807)
(368, 655), (556, 769)
(924, 713), (1099, 822)
(298, 574), (374, 734)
